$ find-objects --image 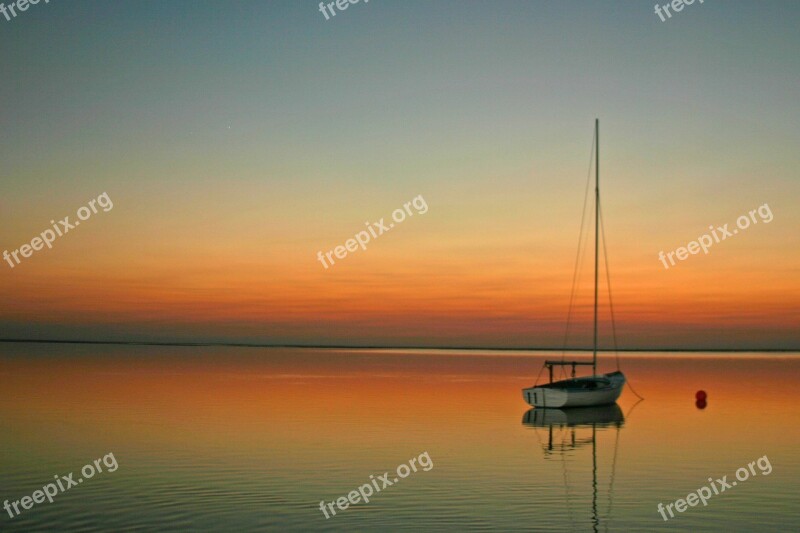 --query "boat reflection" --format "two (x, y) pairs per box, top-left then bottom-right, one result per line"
(522, 405), (627, 532)
(522, 404), (624, 429)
